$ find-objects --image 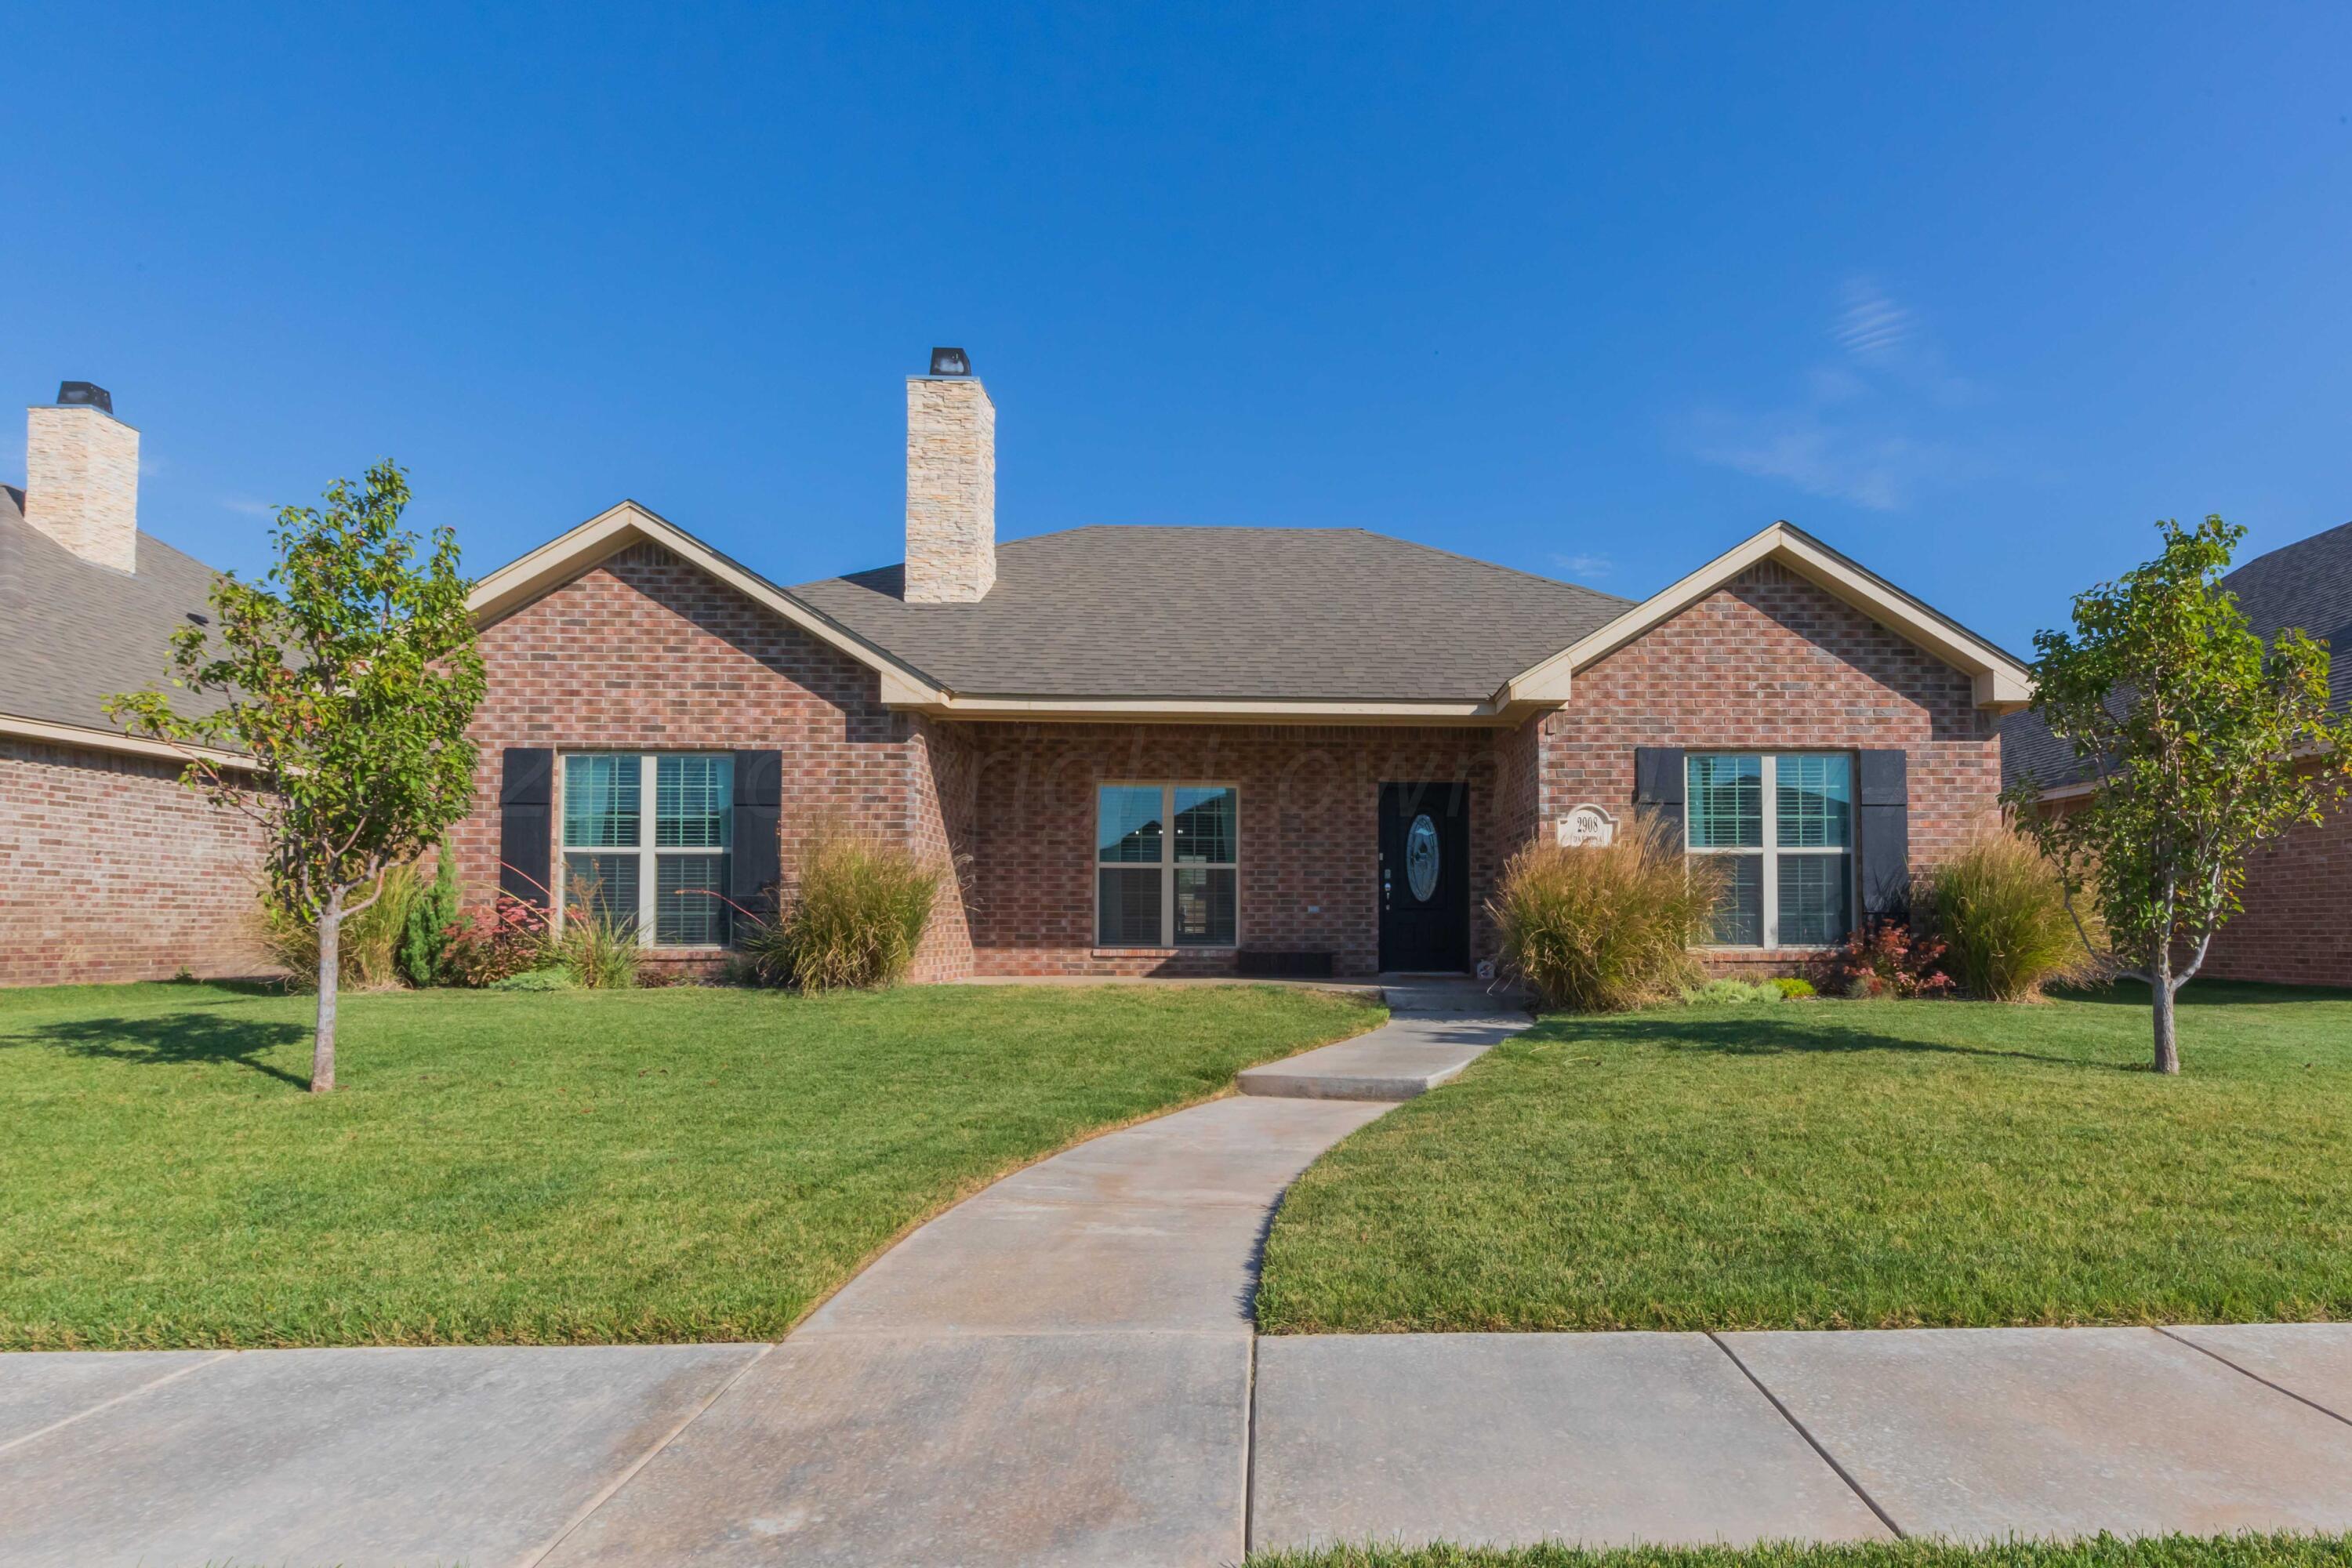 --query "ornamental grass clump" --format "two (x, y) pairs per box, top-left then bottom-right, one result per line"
(753, 823), (942, 992)
(1490, 814), (1725, 1012)
(1927, 827), (2106, 1001)
(253, 863), (422, 990)
(556, 906), (641, 990)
